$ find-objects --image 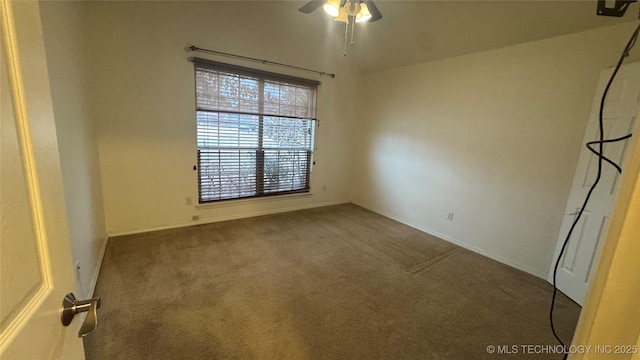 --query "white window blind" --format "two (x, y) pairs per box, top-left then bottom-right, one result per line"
(194, 58), (318, 203)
